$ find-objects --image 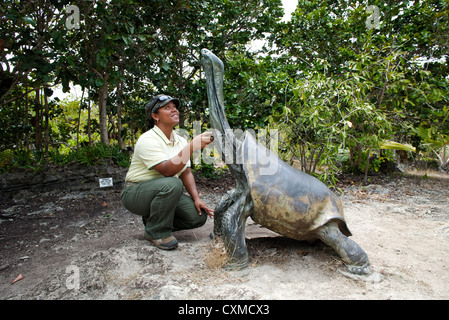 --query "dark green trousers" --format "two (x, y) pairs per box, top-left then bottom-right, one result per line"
(121, 177), (207, 239)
